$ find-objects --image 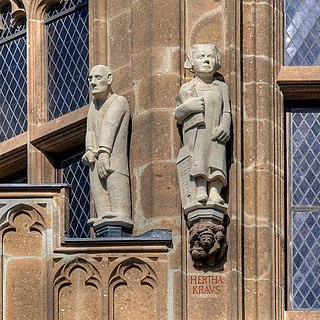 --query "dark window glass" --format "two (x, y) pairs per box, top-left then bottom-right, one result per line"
(0, 4), (27, 141)
(288, 104), (320, 310)
(284, 0), (320, 66)
(0, 170), (27, 183)
(46, 0), (89, 120)
(61, 152), (90, 238)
